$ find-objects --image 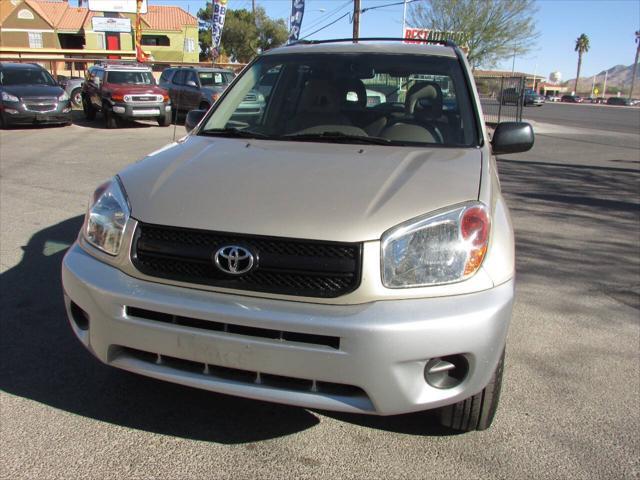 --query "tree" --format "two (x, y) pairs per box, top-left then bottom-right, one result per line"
(573, 33), (590, 95)
(629, 30), (640, 99)
(255, 7), (288, 52)
(196, 4), (288, 63)
(408, 0), (538, 69)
